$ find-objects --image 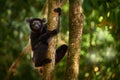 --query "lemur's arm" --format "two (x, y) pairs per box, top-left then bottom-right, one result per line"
(33, 8), (62, 44)
(54, 7), (61, 34)
(38, 8), (61, 40)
